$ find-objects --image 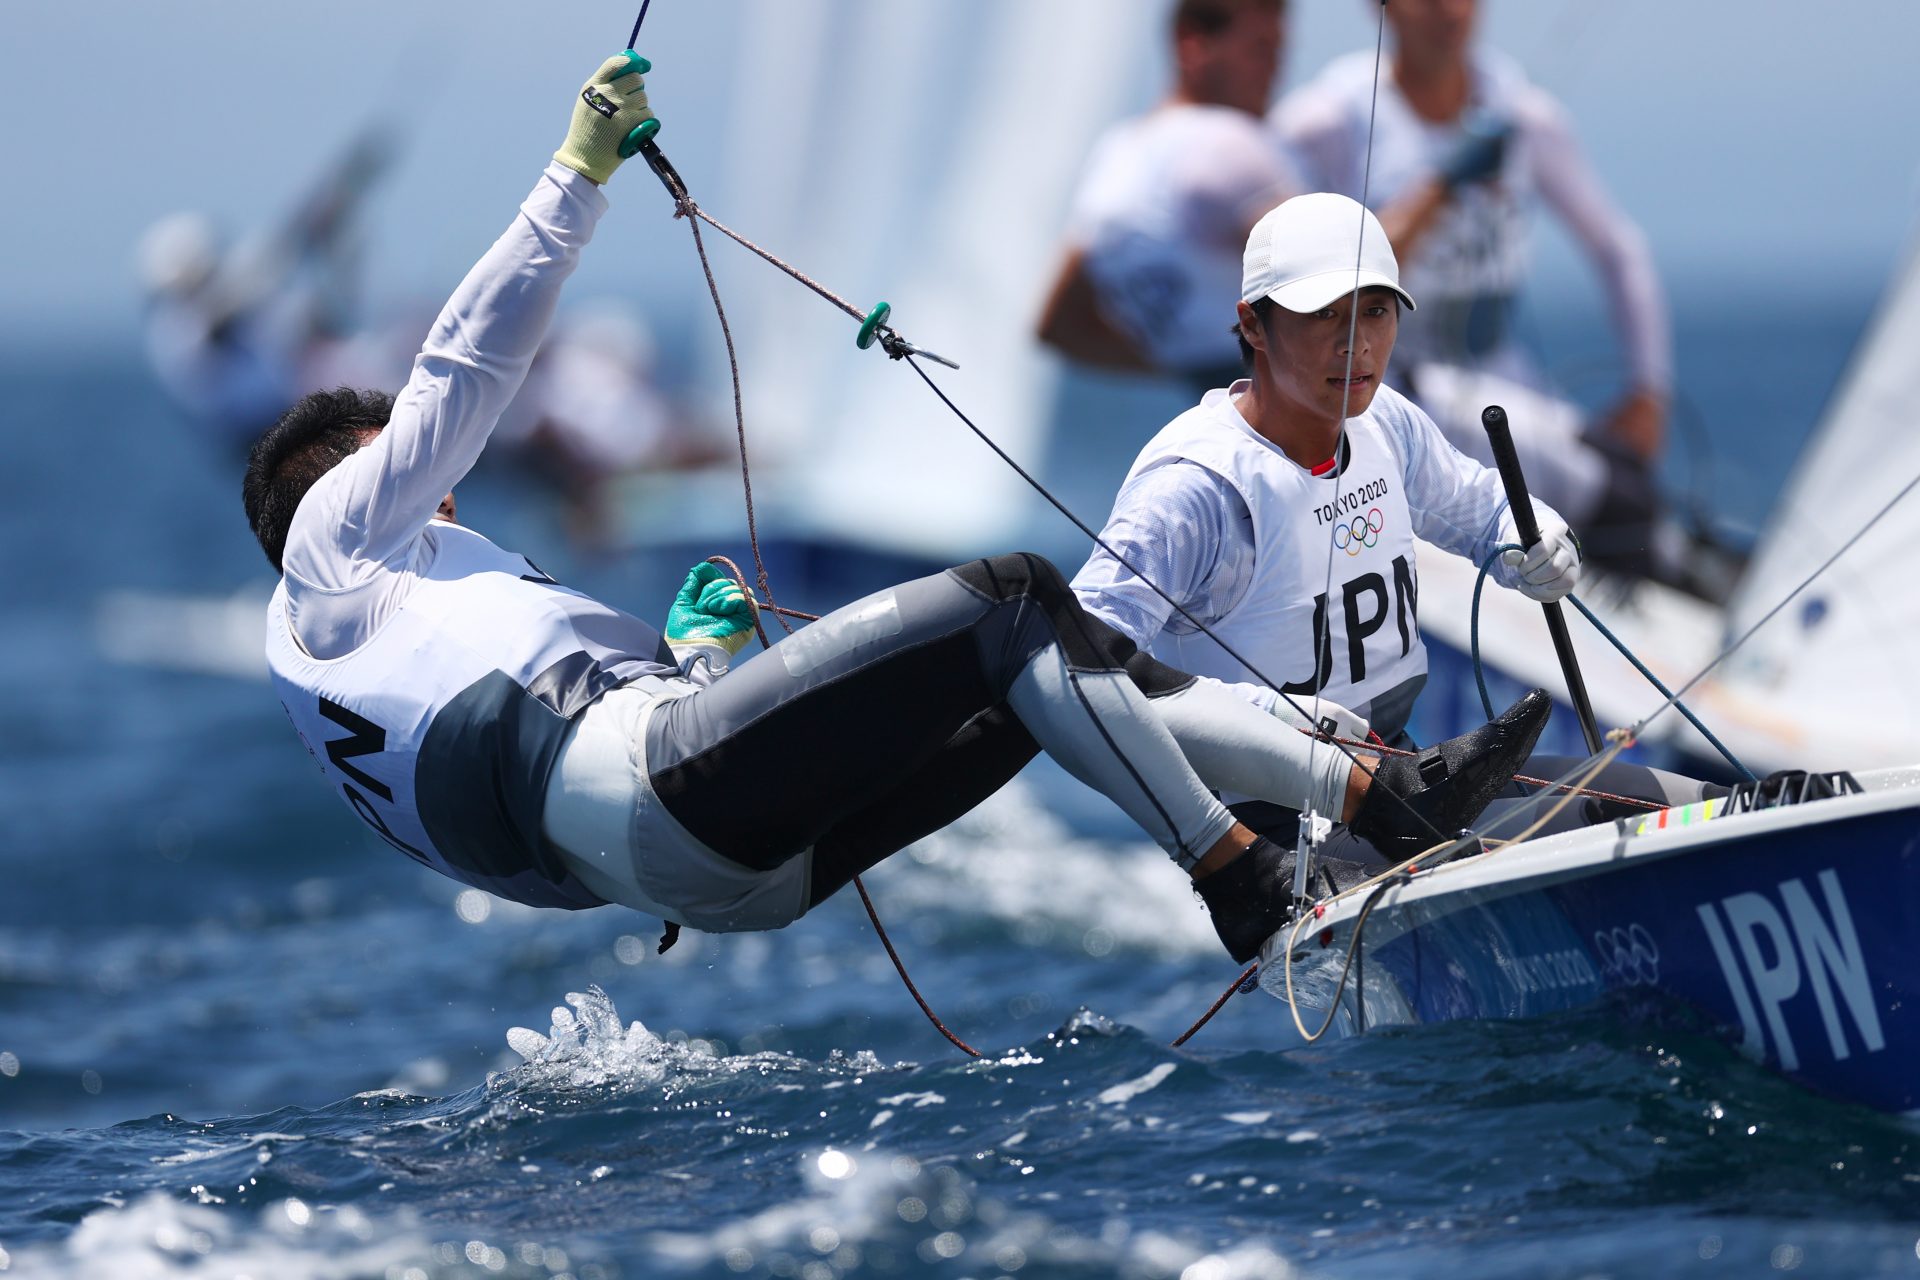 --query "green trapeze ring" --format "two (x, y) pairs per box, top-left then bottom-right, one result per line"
(857, 301), (892, 350)
(619, 117), (661, 159)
